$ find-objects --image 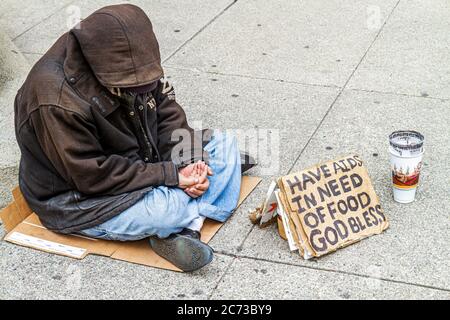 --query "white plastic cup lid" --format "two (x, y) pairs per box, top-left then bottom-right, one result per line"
(389, 130), (424, 156)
